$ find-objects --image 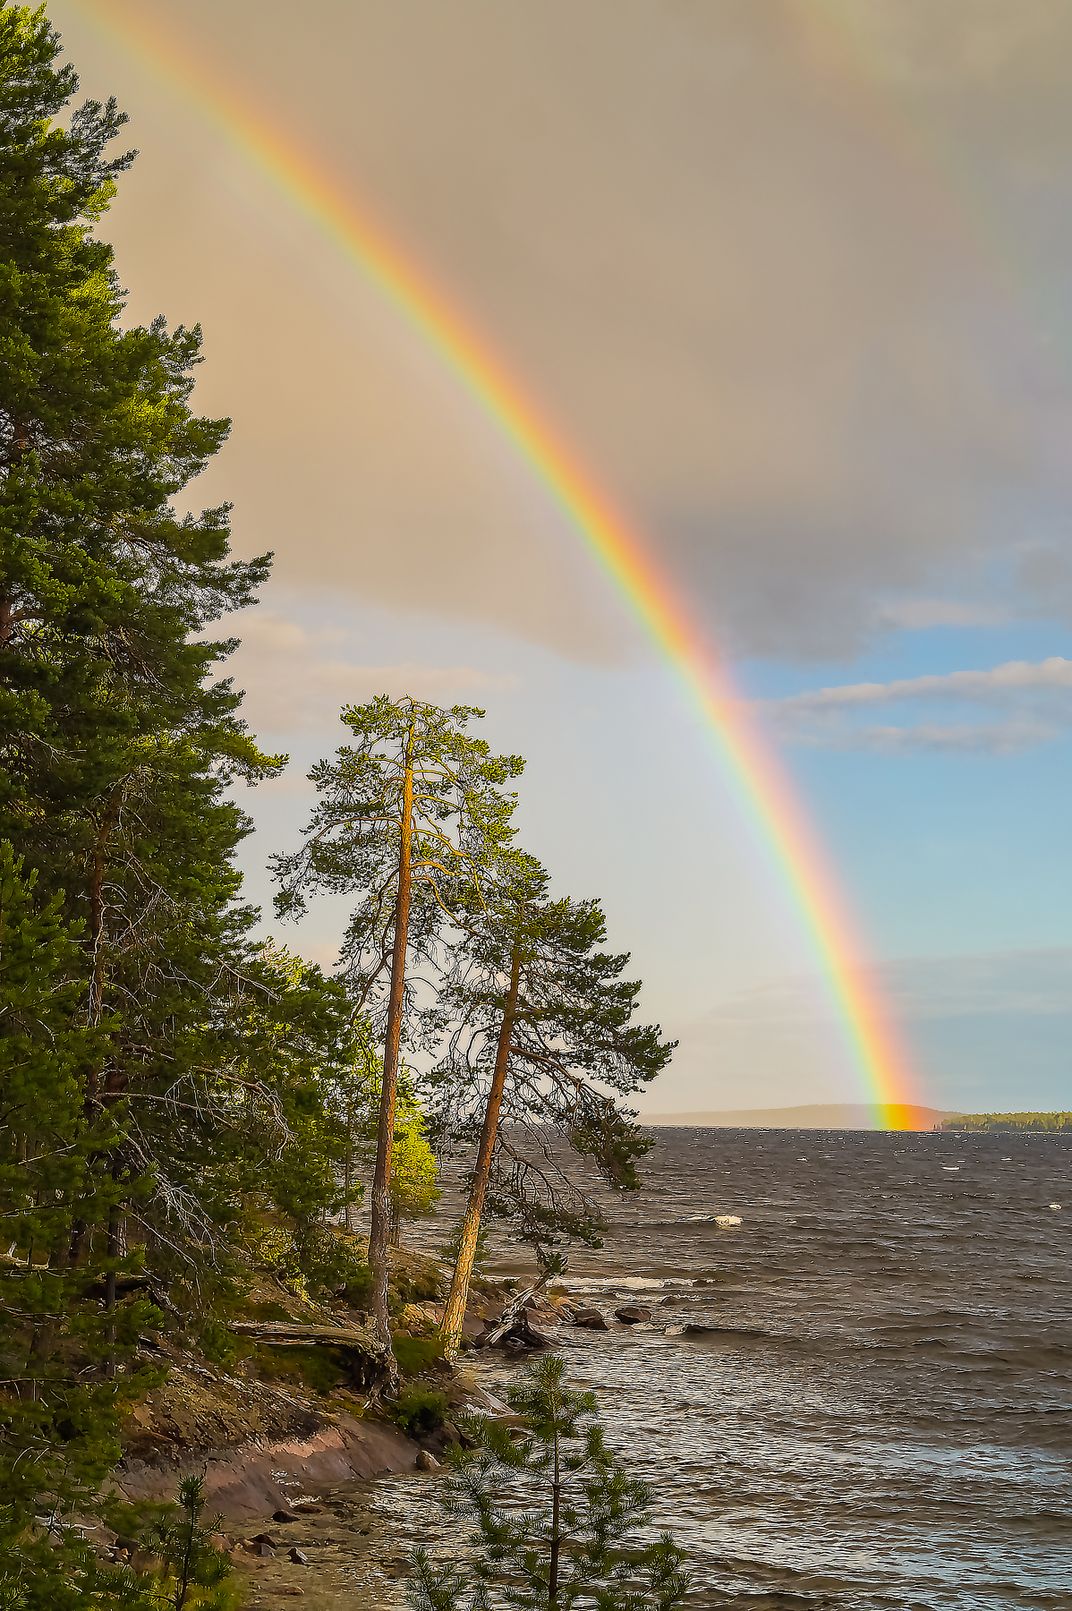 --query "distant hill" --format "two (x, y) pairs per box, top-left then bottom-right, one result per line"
(641, 1102), (952, 1131)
